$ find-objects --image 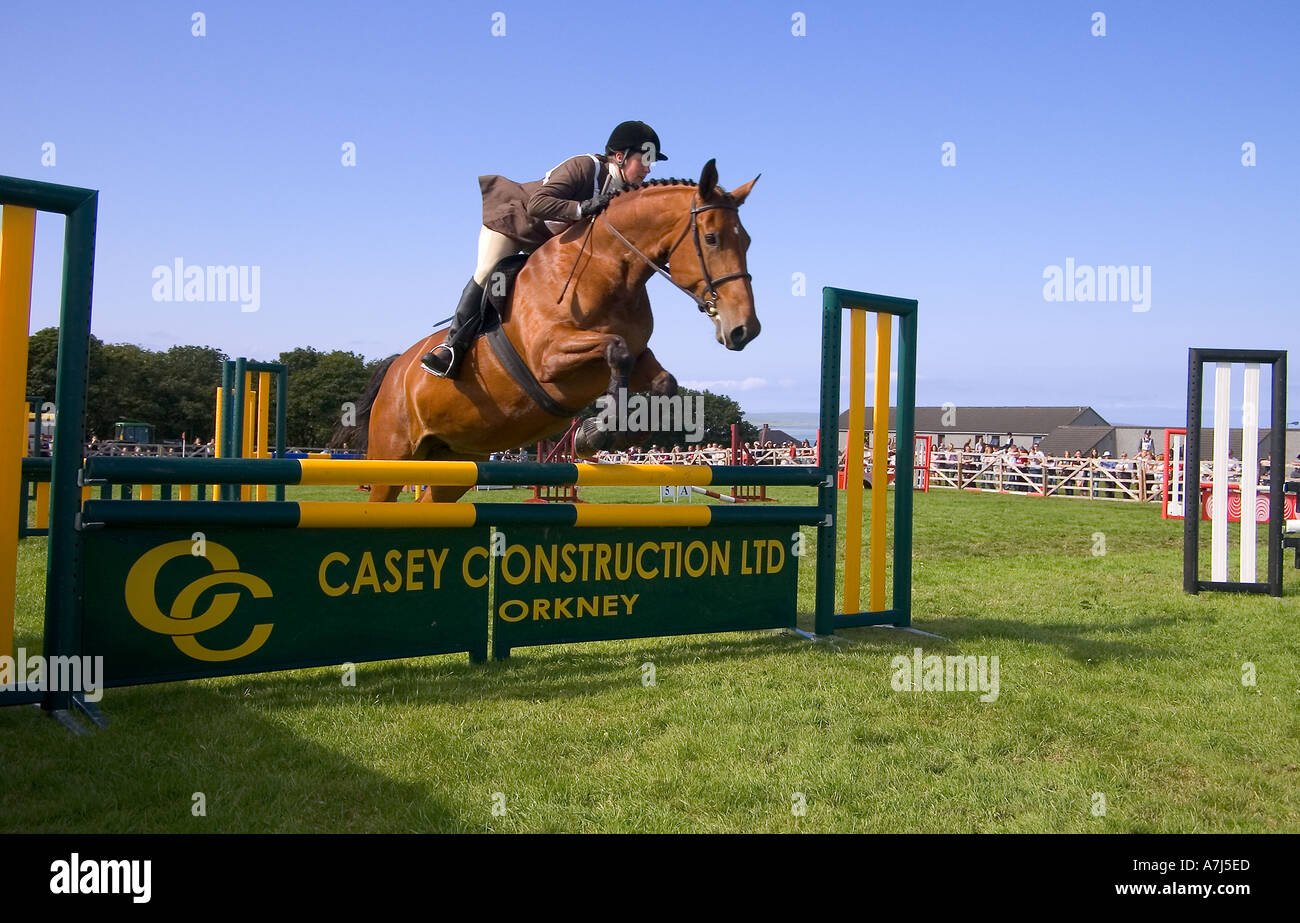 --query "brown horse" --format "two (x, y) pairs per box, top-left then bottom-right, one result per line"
(336, 159), (760, 503)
